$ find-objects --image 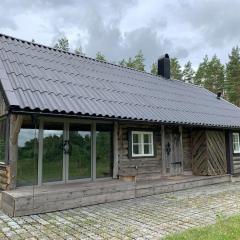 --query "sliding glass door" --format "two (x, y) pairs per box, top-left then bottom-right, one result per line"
(68, 124), (92, 180)
(42, 122), (64, 183)
(17, 119), (114, 186)
(96, 124), (113, 178)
